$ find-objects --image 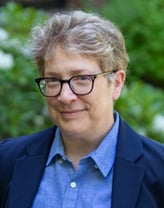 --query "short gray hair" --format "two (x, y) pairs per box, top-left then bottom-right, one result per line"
(31, 10), (129, 75)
